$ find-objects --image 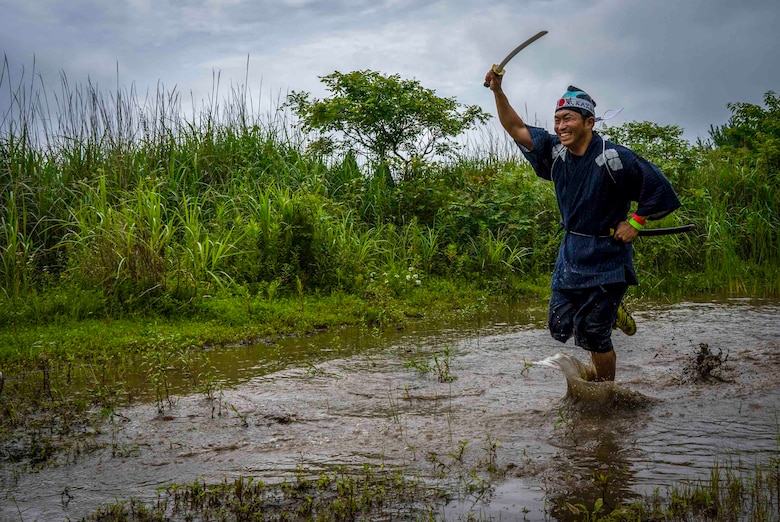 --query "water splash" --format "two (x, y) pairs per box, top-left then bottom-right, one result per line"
(535, 353), (656, 410)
